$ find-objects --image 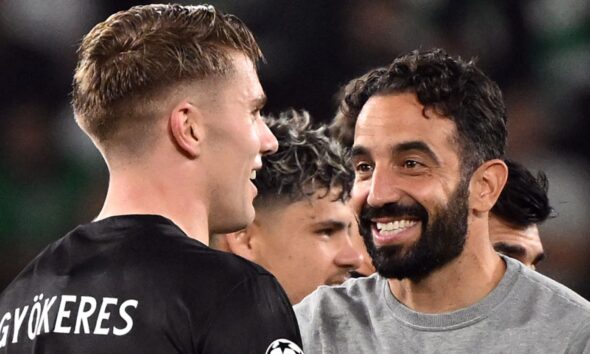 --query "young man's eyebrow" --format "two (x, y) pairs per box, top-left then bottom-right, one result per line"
(312, 220), (348, 231)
